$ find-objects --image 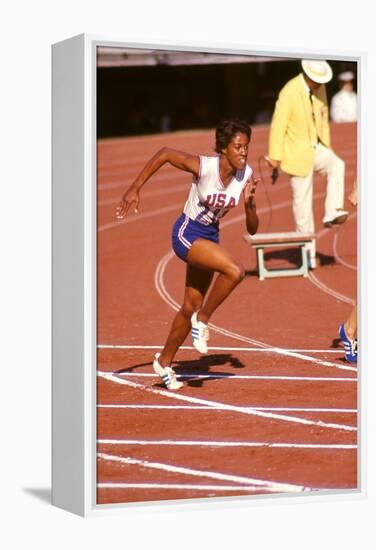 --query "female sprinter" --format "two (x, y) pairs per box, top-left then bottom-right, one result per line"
(116, 118), (259, 390)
